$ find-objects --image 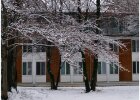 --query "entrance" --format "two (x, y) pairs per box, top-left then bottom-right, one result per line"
(22, 61), (46, 83)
